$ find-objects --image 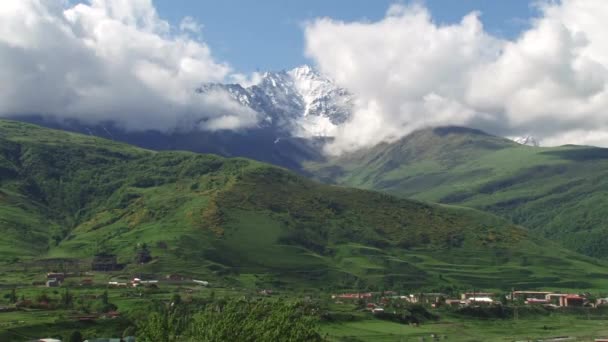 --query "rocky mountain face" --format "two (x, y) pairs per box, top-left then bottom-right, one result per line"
(197, 65), (353, 138)
(15, 65), (352, 170)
